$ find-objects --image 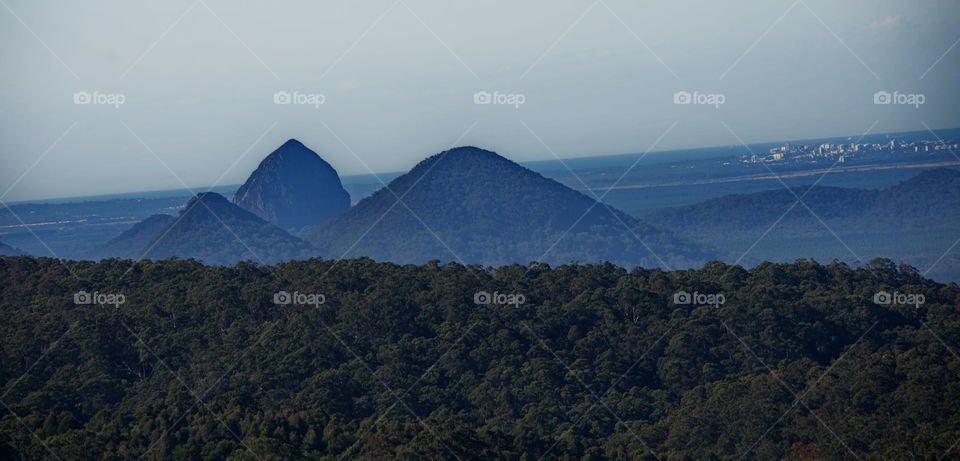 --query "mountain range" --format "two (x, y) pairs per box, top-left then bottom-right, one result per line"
(646, 168), (960, 280)
(647, 168), (960, 236)
(0, 241), (23, 256)
(307, 146), (713, 268)
(93, 193), (315, 265)
(59, 140), (960, 278)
